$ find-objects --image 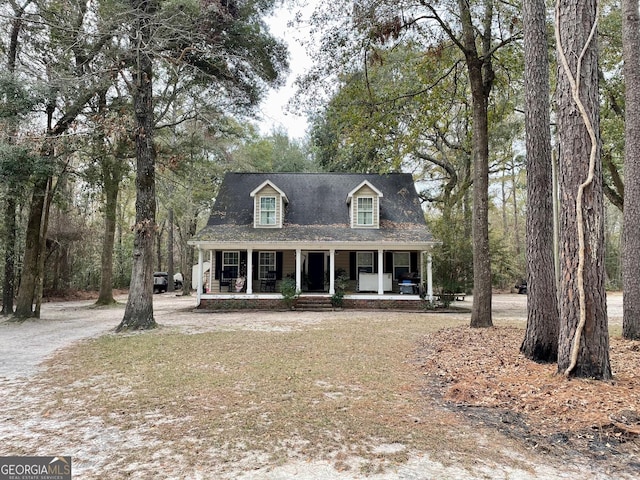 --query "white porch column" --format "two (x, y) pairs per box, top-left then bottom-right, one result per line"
(377, 249), (384, 295)
(427, 252), (433, 301)
(295, 249), (302, 292)
(208, 250), (214, 293)
(329, 249), (336, 295)
(197, 247), (203, 305)
(246, 248), (253, 294)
